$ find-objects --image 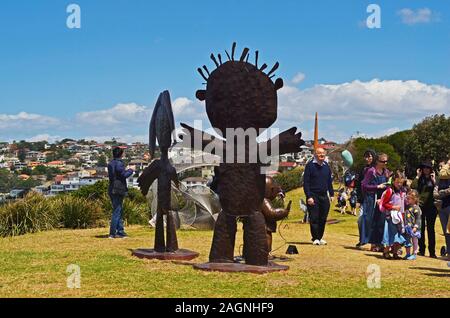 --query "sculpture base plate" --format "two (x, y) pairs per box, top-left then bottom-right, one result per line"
(132, 249), (199, 261)
(193, 261), (289, 274)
